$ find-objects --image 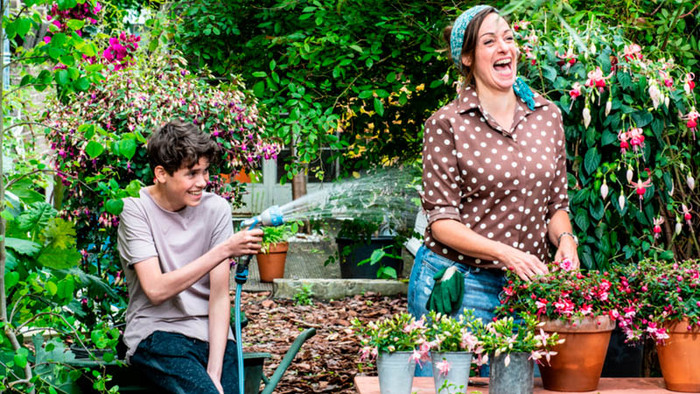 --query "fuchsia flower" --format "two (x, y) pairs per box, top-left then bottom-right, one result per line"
(555, 49), (577, 68)
(558, 258), (574, 272)
(585, 67), (611, 92)
(629, 178), (653, 200)
(627, 127), (645, 151)
(684, 72), (696, 95)
(435, 359), (451, 377)
(569, 82), (582, 100)
(648, 80), (663, 109)
(682, 108), (699, 139)
(659, 70), (674, 88)
(682, 204), (692, 226)
(652, 216), (664, 239)
(623, 44), (643, 62)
